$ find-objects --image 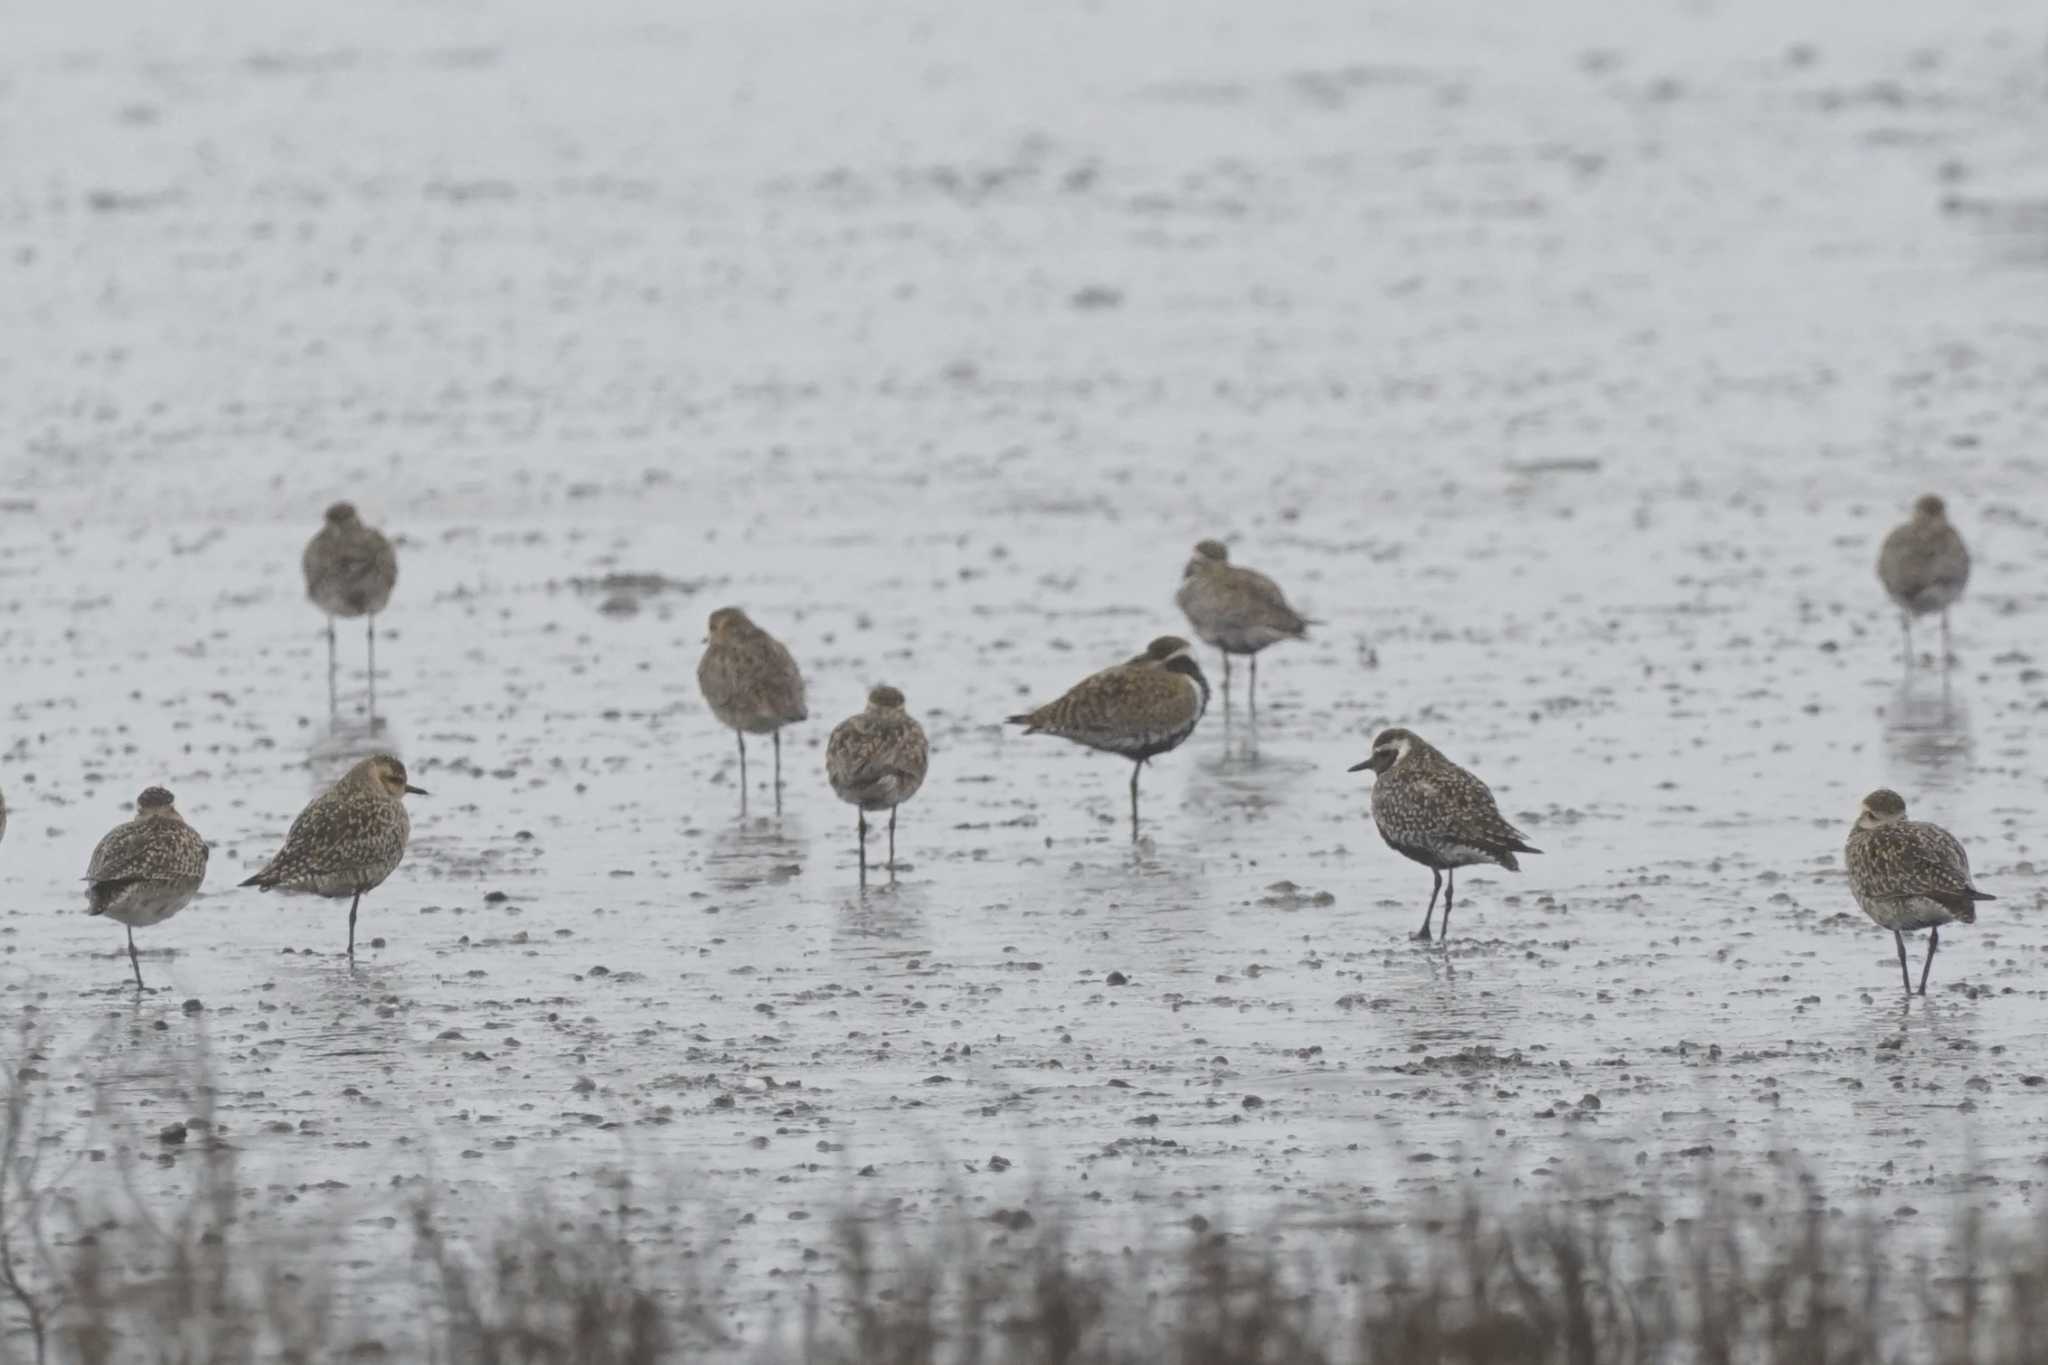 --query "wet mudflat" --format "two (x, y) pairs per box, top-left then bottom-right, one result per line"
(3, 0), (2048, 1346)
